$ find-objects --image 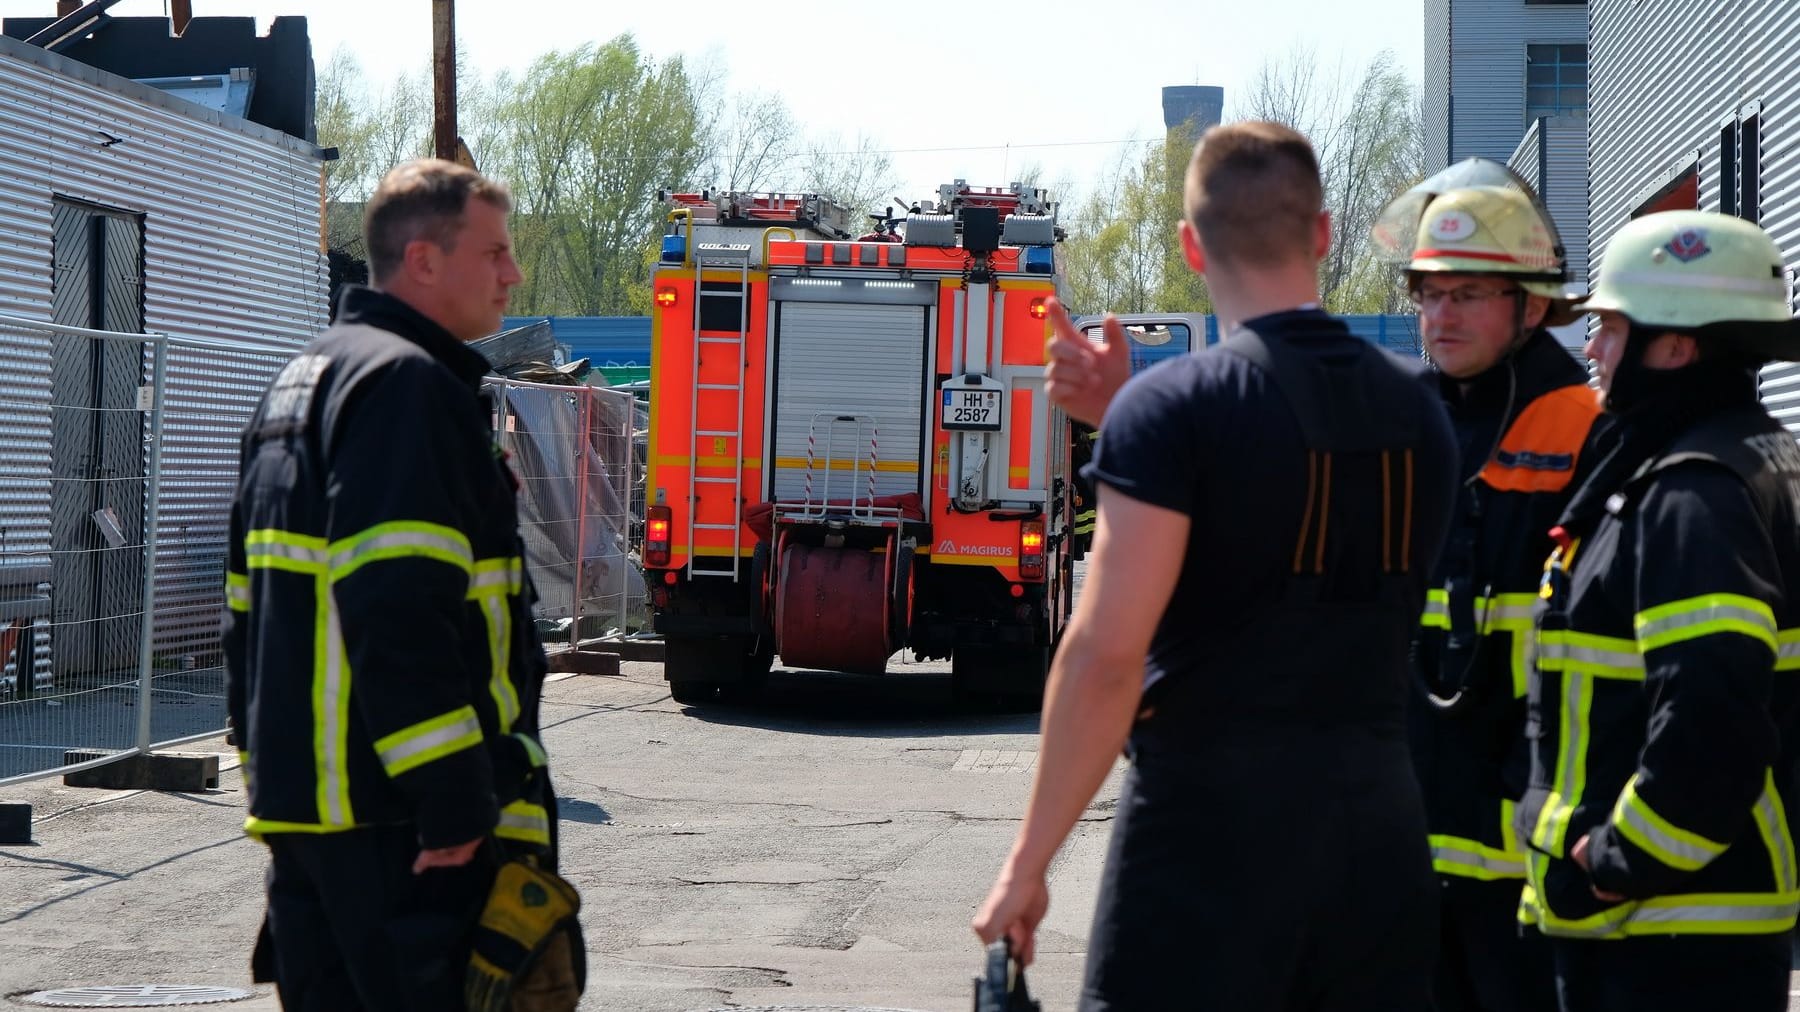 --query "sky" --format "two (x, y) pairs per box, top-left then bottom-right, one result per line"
(5, 0), (1426, 202)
